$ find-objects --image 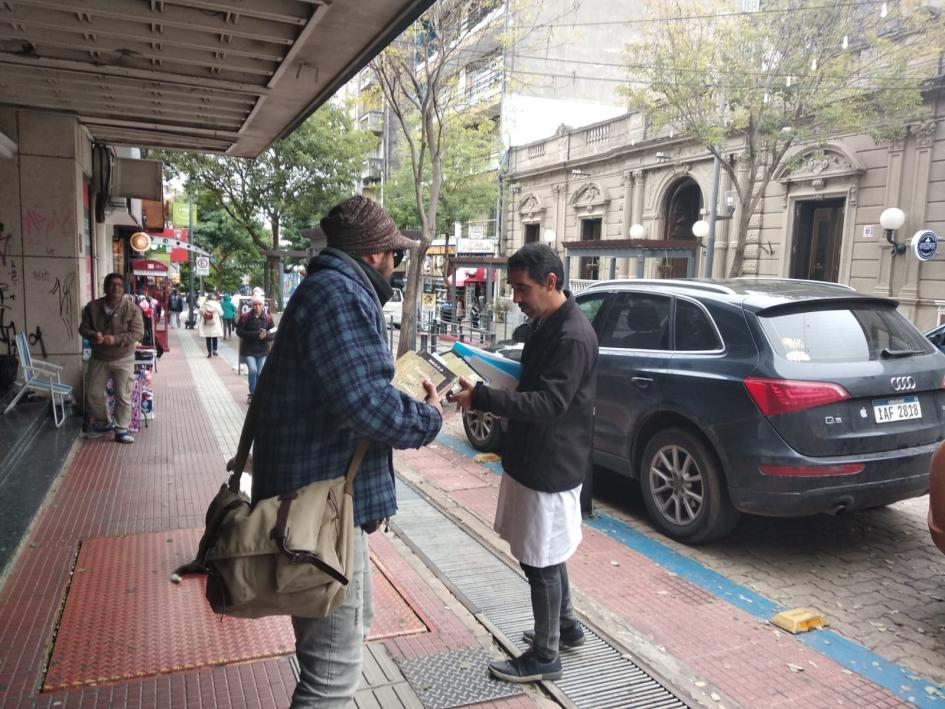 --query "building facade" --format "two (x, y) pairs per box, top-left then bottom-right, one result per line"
(503, 93), (945, 328)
